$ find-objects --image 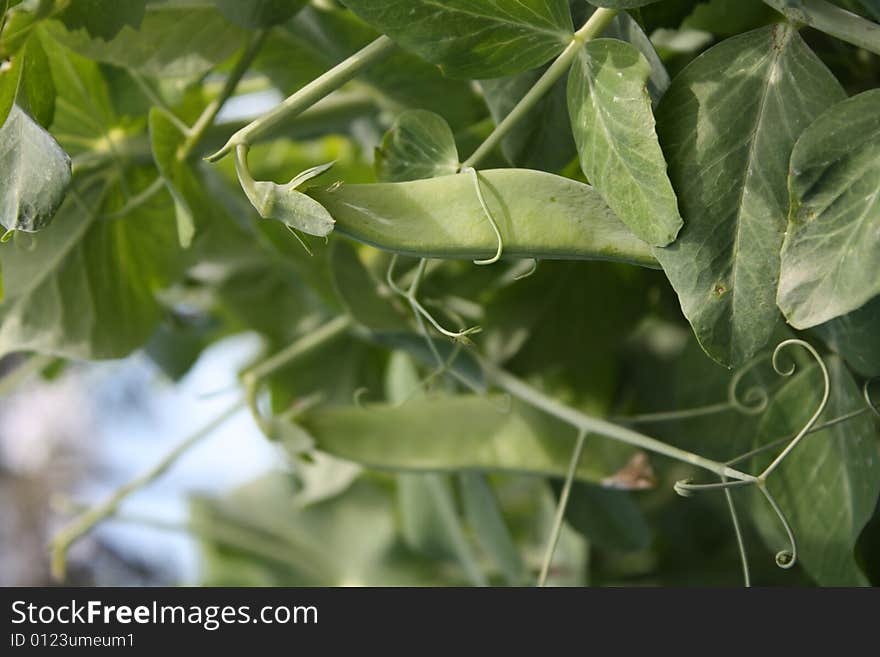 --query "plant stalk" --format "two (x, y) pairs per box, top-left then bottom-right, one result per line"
(206, 35), (396, 162)
(538, 428), (587, 587)
(461, 7), (618, 170)
(49, 399), (246, 580)
(482, 359), (756, 482)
